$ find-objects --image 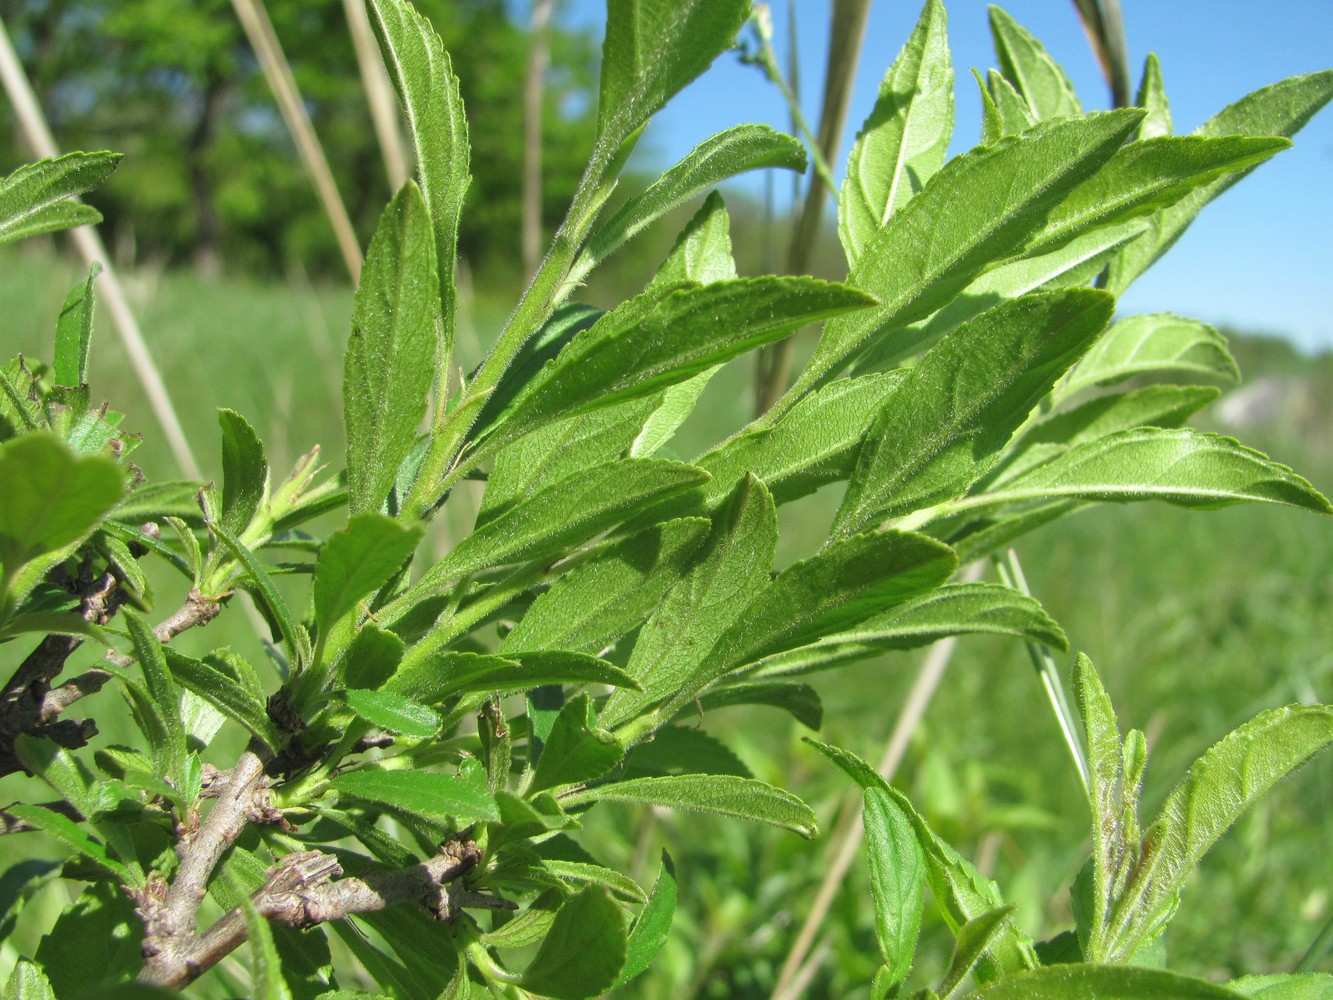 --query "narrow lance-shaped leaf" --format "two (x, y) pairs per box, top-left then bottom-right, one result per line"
(213, 523), (308, 665)
(1105, 703), (1333, 961)
(939, 907), (1018, 999)
(747, 583), (1068, 679)
(367, 0), (469, 378)
(218, 408), (268, 536)
(1107, 70), (1333, 293)
(969, 964), (1251, 999)
(341, 689), (440, 739)
(493, 277), (876, 451)
(530, 695), (624, 793)
(386, 650), (641, 705)
(331, 768), (499, 826)
(1135, 53), (1172, 141)
(986, 69), (1037, 137)
(602, 474), (777, 730)
(1058, 314), (1238, 401)
(241, 894), (293, 1000)
(988, 7), (1081, 120)
(342, 180), (439, 515)
(612, 852), (677, 989)
(564, 774), (818, 839)
(124, 608), (188, 793)
(864, 786), (926, 991)
(162, 648), (282, 753)
(789, 109), (1142, 402)
(831, 289), (1114, 538)
(840, 0), (953, 262)
(0, 152), (119, 246)
(959, 428), (1333, 517)
(578, 125), (804, 279)
(53, 263), (100, 387)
